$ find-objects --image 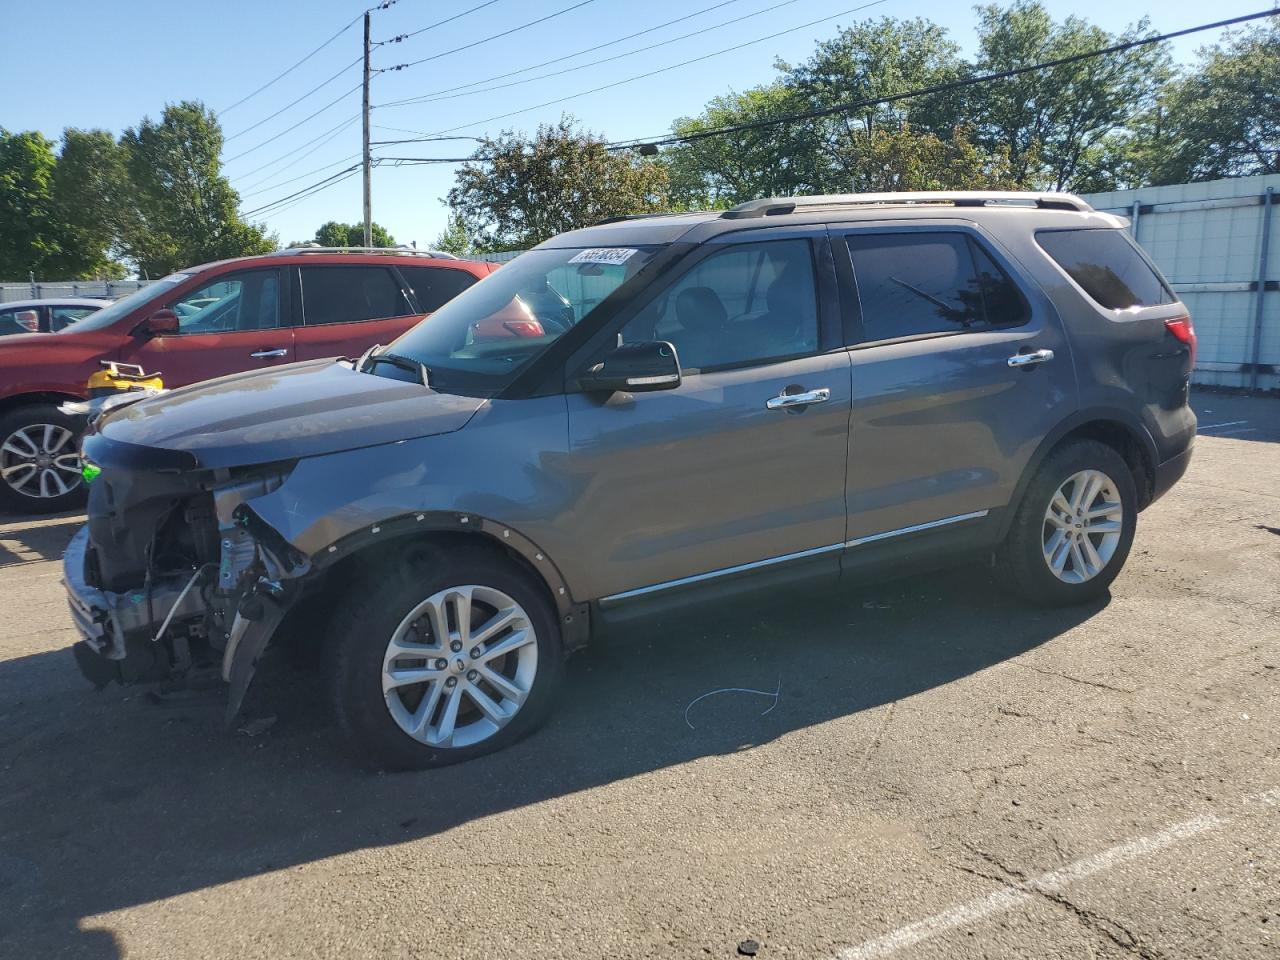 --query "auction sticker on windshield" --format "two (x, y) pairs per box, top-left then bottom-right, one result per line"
(568, 248), (638, 266)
